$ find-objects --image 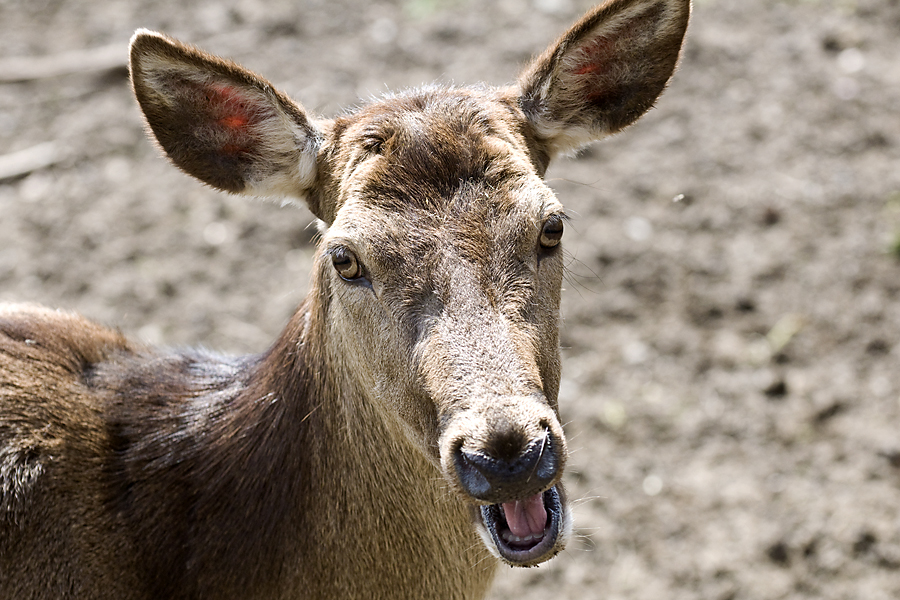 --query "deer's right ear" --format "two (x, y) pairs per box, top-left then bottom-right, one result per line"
(517, 0), (690, 157)
(129, 30), (328, 220)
